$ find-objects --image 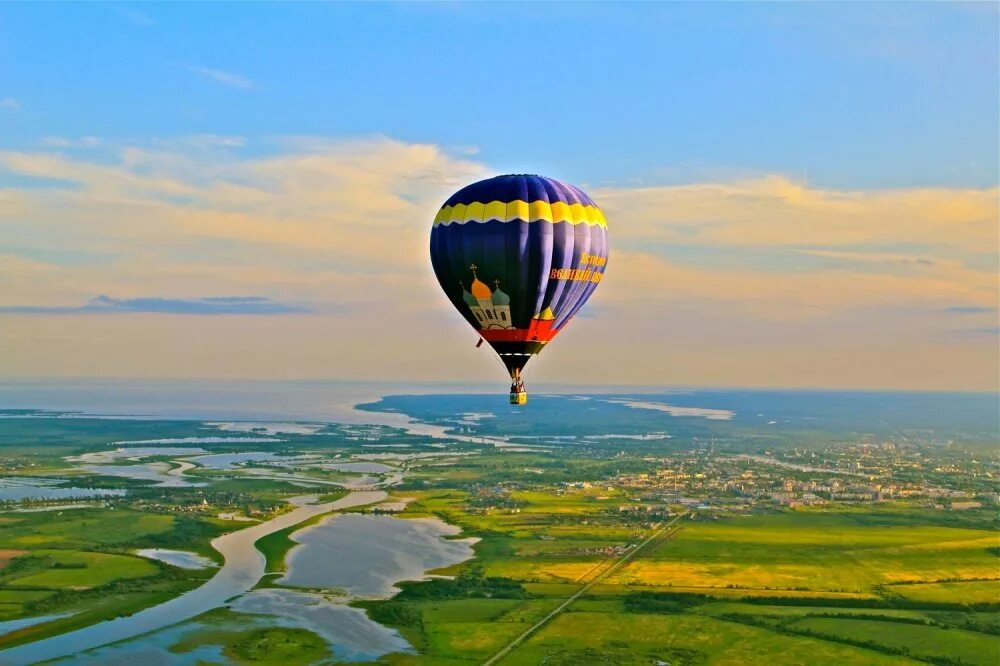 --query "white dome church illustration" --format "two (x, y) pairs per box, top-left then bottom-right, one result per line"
(461, 264), (513, 330)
